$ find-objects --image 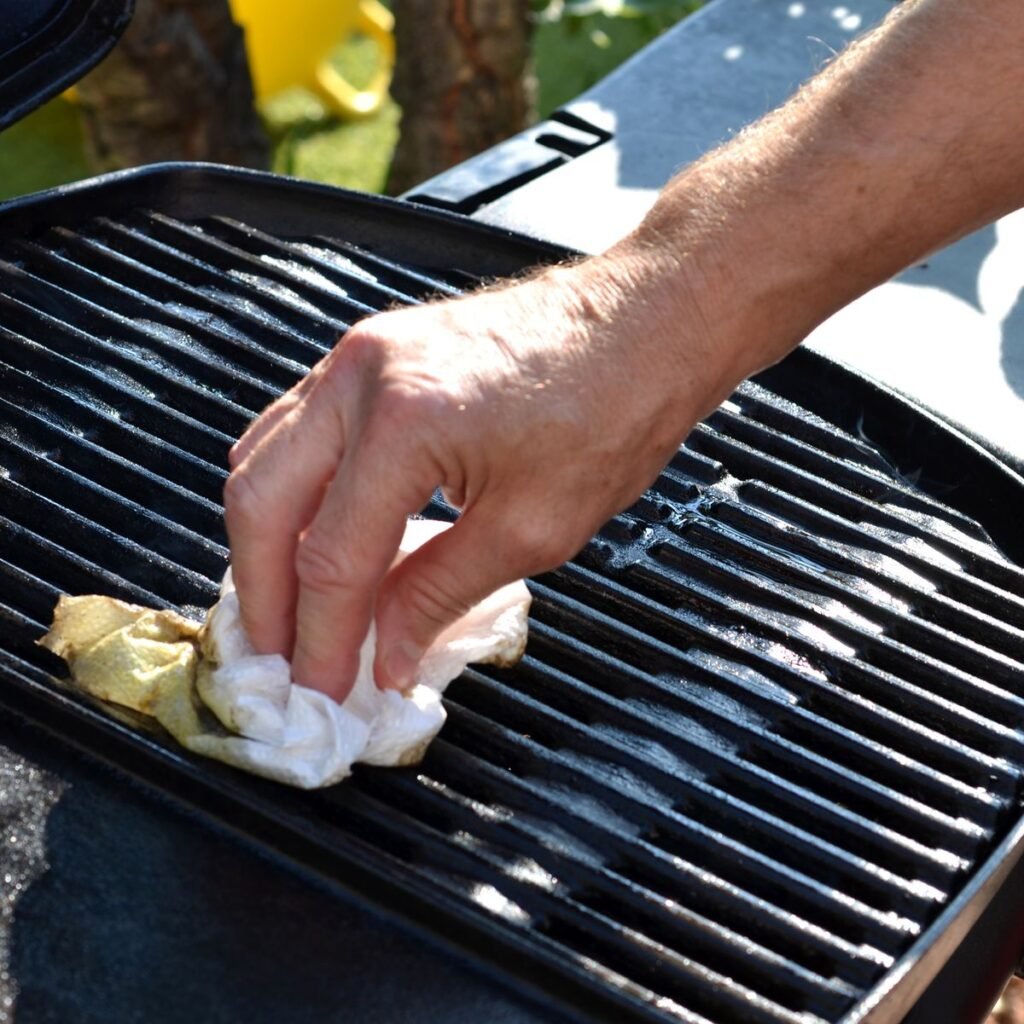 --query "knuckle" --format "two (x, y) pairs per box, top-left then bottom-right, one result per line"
(338, 319), (462, 442)
(223, 470), (262, 528)
(227, 441), (245, 471)
(398, 569), (469, 635)
(337, 322), (390, 373)
(294, 537), (360, 596)
(373, 385), (432, 434)
(505, 519), (574, 573)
